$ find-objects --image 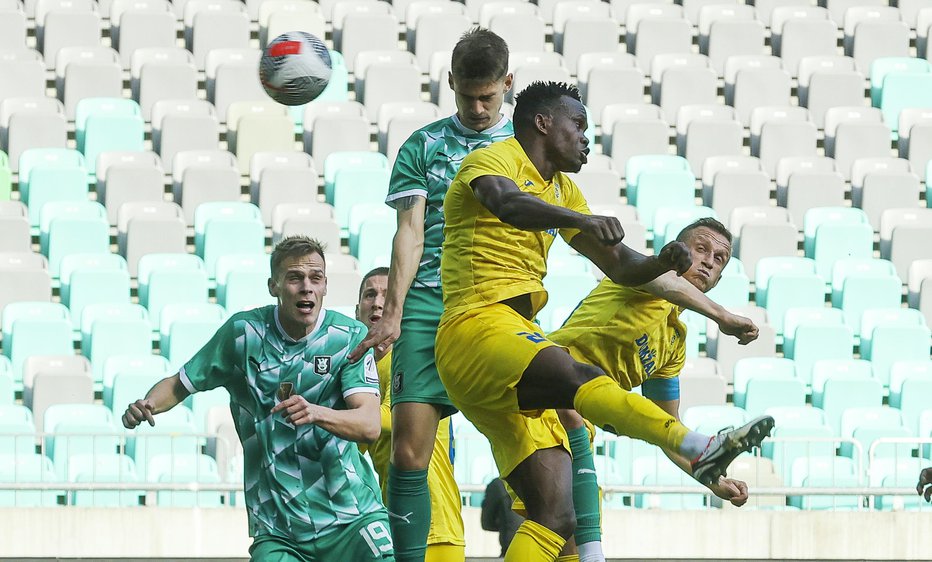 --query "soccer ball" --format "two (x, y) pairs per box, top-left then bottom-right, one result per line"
(259, 31), (332, 106)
